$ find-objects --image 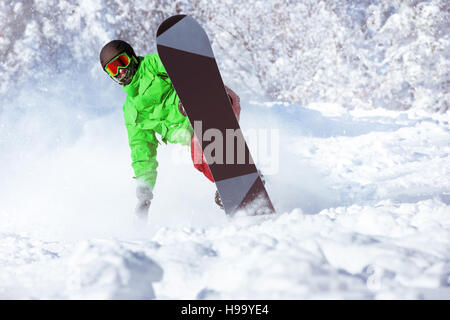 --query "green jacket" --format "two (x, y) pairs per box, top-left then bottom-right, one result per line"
(122, 53), (192, 189)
